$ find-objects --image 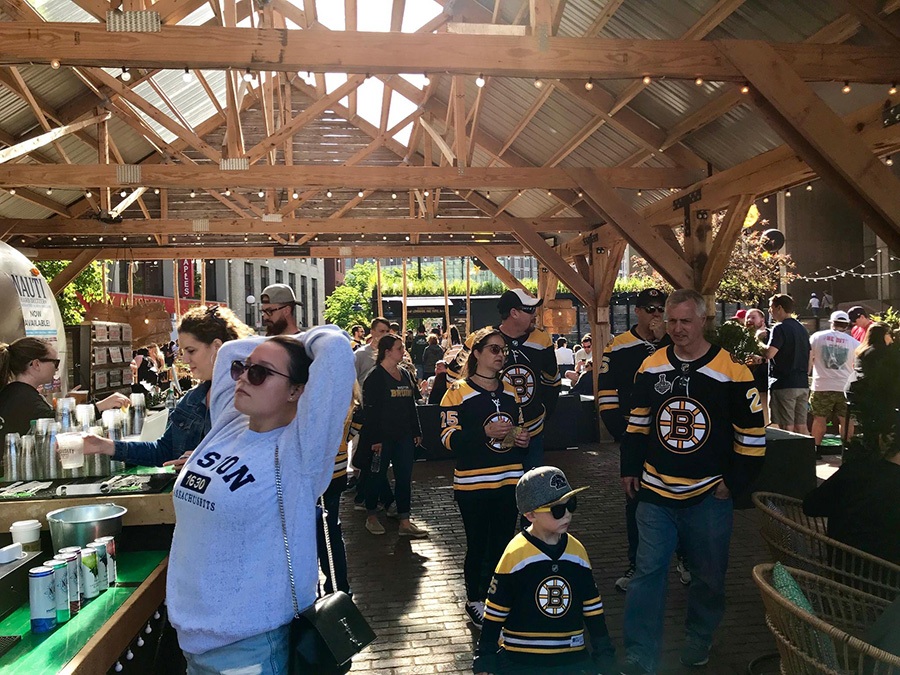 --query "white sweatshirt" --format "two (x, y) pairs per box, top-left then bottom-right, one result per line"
(167, 325), (355, 655)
